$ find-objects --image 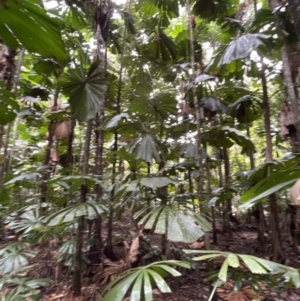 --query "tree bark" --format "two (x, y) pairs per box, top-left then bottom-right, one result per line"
(246, 123), (266, 253)
(186, 0), (204, 211)
(93, 108), (105, 251)
(73, 119), (93, 297)
(261, 62), (284, 261)
(40, 88), (59, 206)
(287, 0), (300, 40)
(269, 0), (300, 146)
(0, 44), (17, 190)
